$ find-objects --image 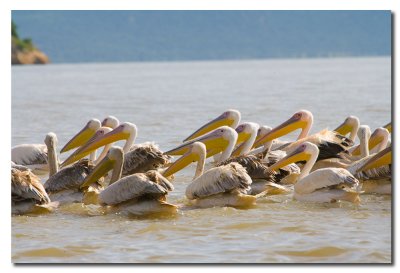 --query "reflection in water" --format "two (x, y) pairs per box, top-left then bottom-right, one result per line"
(12, 57), (391, 263)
